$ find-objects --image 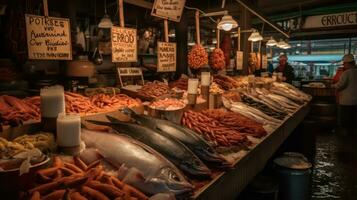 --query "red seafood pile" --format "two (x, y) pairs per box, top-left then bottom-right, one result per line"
(25, 157), (148, 200)
(209, 48), (225, 71)
(182, 110), (251, 148)
(188, 44), (208, 69)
